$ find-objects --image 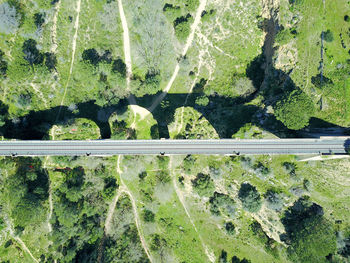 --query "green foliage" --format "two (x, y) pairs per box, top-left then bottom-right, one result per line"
(33, 12), (45, 28)
(163, 3), (181, 21)
(209, 192), (236, 218)
(282, 196), (336, 262)
(185, 0), (199, 11)
(195, 95), (209, 106)
(174, 14), (193, 41)
(0, 50), (8, 78)
(142, 209), (155, 222)
(22, 39), (44, 67)
(191, 173), (215, 196)
(238, 183), (262, 213)
(264, 189), (284, 212)
(225, 221), (235, 235)
(274, 89), (315, 130)
(323, 29), (334, 42)
(275, 29), (294, 45)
